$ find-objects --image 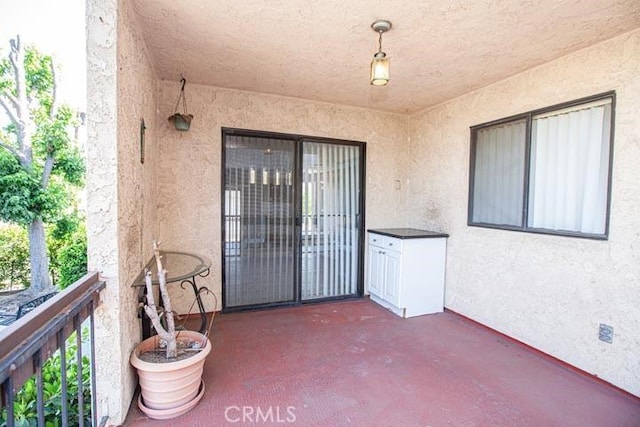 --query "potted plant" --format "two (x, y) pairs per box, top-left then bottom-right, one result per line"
(130, 241), (212, 420)
(167, 76), (194, 131)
